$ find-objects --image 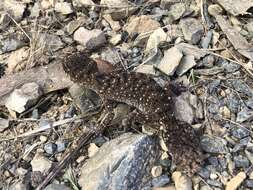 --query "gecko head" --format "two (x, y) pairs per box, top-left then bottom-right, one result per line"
(62, 52), (99, 85)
